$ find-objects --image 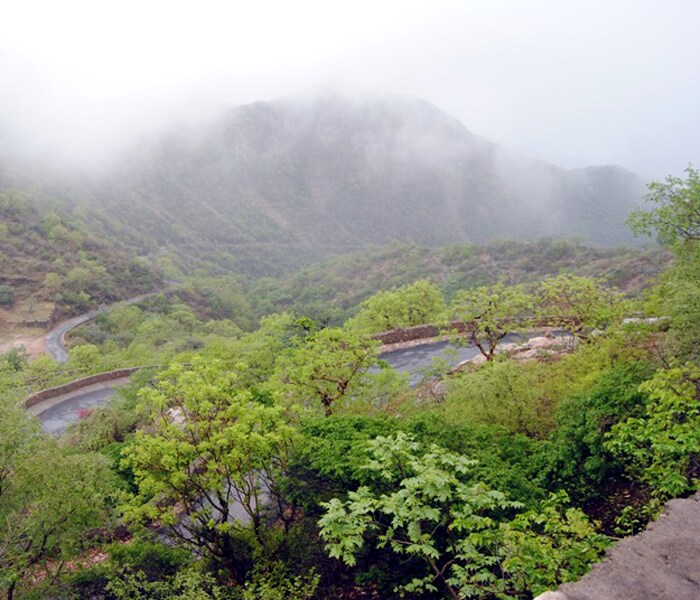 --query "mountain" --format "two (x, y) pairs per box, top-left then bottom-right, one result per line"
(64, 95), (646, 275)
